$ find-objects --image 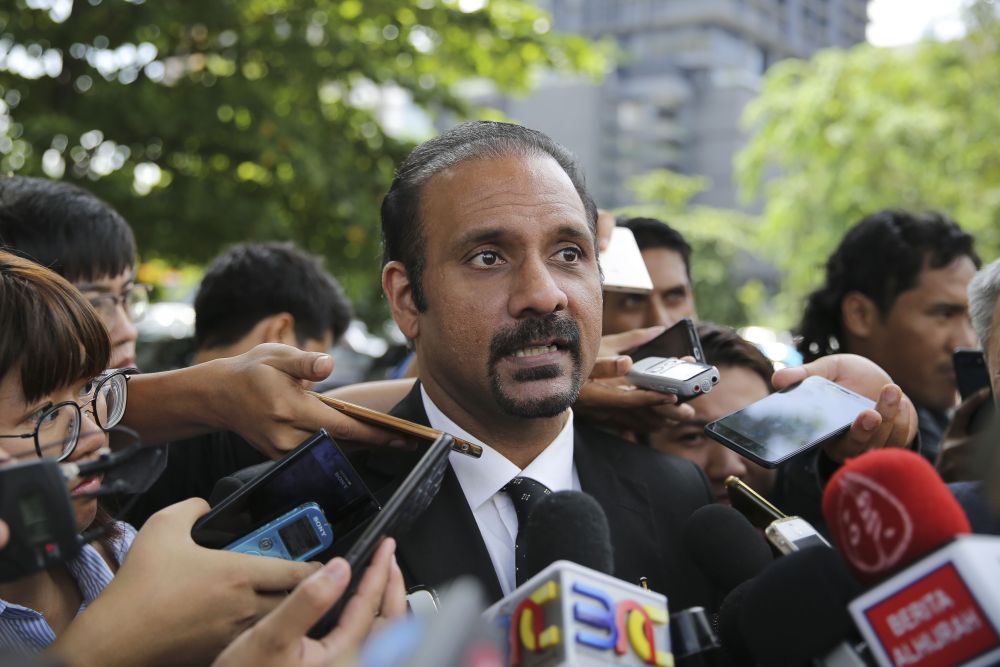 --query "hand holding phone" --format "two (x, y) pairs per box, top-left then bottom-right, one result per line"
(706, 376), (875, 468)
